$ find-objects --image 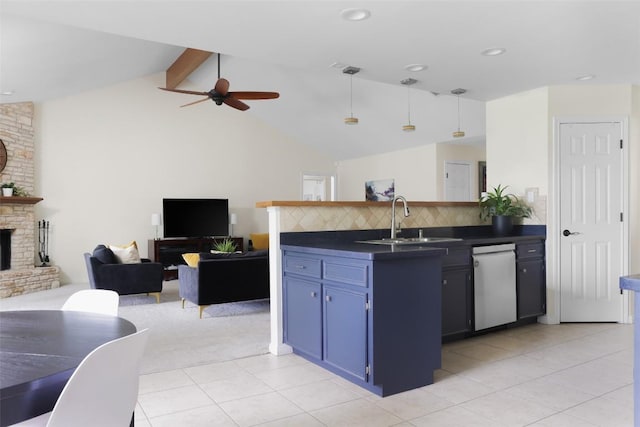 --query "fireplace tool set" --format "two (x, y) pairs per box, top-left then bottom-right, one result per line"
(38, 220), (50, 267)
